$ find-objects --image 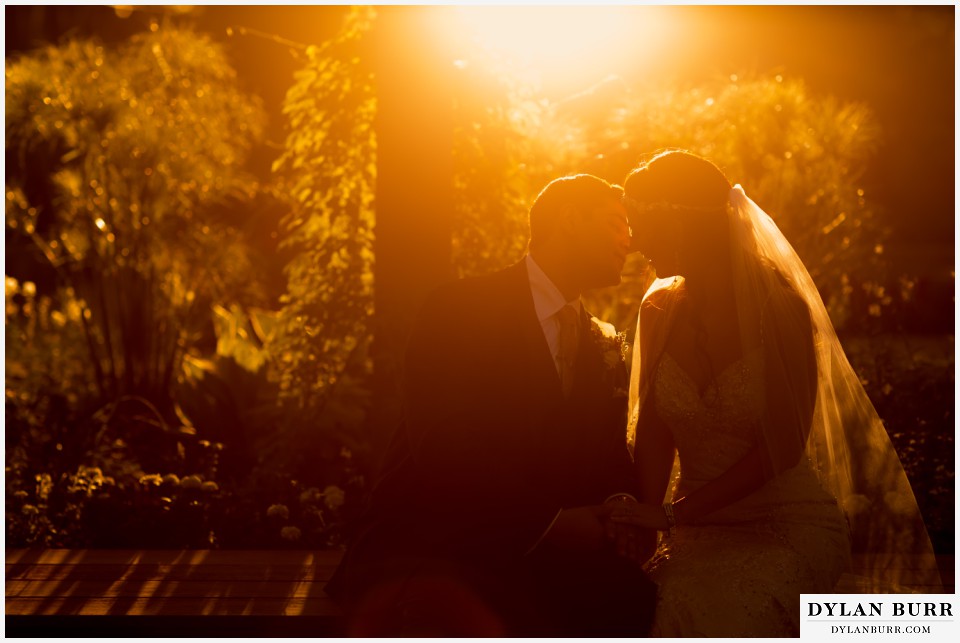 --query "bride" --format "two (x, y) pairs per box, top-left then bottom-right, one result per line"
(610, 150), (941, 636)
